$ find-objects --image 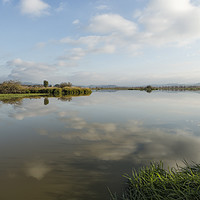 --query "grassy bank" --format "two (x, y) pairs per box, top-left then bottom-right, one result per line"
(110, 161), (200, 200)
(0, 93), (47, 99)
